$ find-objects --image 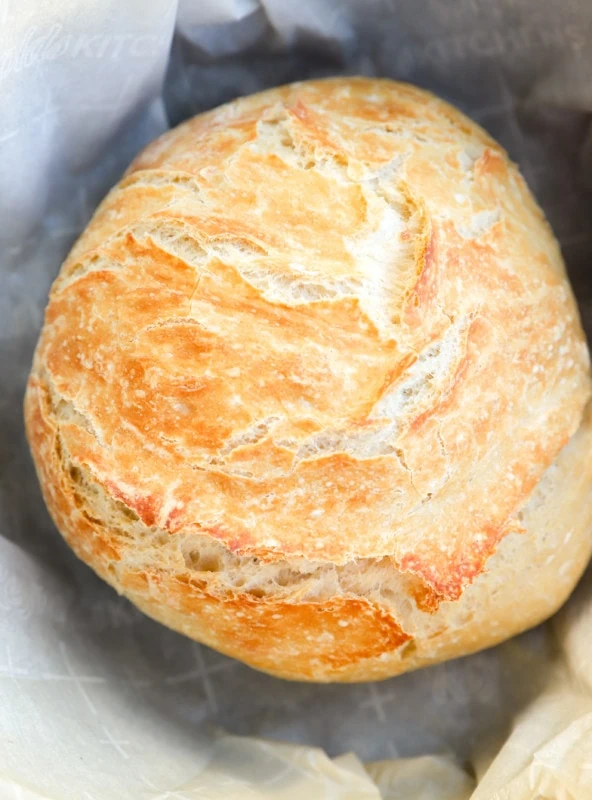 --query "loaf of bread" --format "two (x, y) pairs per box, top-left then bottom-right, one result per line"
(25, 77), (592, 682)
